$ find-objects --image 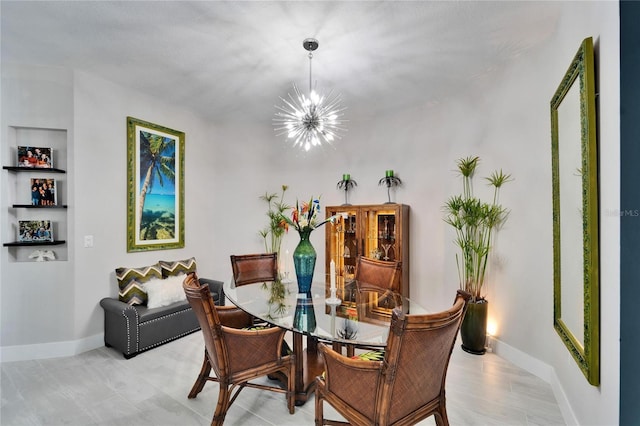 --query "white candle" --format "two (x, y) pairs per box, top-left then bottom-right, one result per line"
(330, 259), (336, 291)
